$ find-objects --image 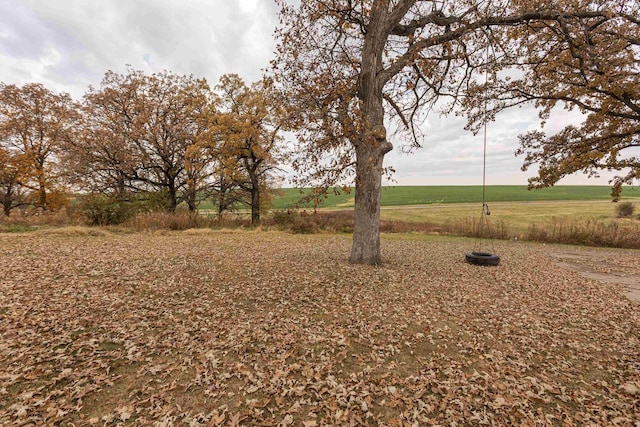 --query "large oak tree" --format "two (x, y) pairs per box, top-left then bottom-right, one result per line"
(200, 74), (284, 225)
(68, 69), (213, 212)
(0, 83), (77, 211)
(274, 0), (629, 265)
